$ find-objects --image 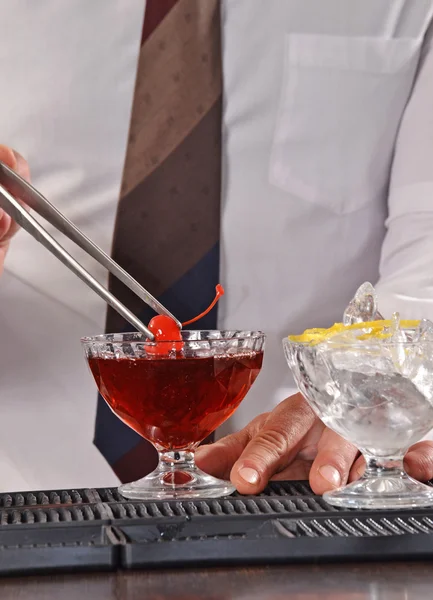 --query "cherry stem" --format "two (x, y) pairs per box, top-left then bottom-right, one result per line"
(182, 284), (225, 327)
